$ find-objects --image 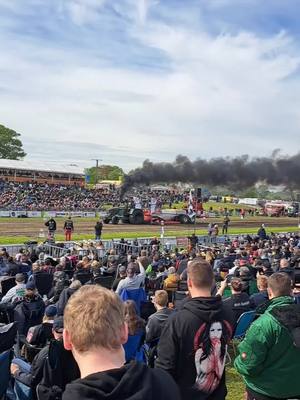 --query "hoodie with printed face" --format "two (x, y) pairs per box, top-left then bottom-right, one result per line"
(156, 297), (234, 400)
(62, 361), (180, 400)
